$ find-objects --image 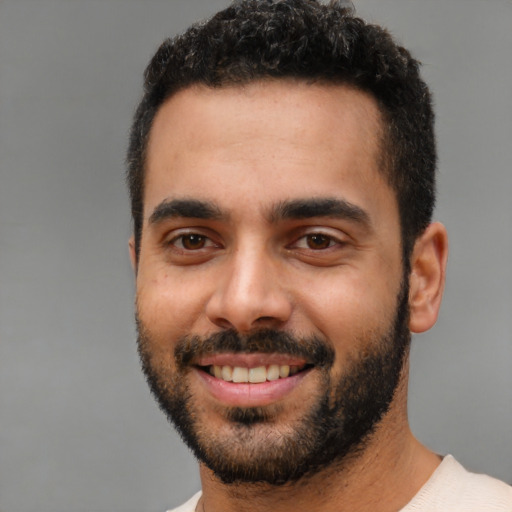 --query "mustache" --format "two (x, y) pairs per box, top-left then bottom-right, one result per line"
(174, 328), (335, 370)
